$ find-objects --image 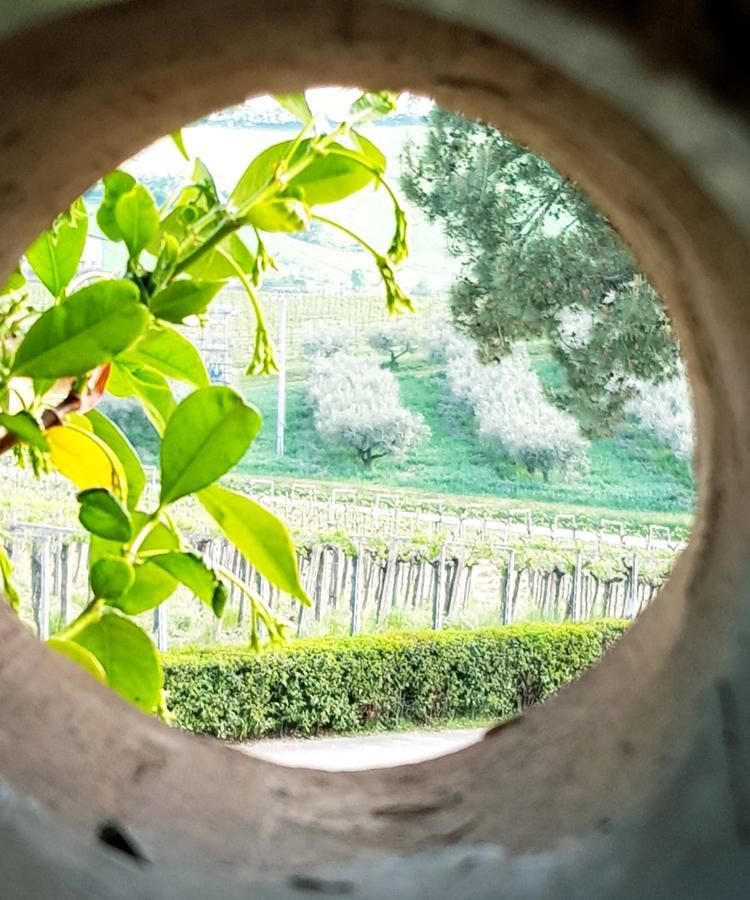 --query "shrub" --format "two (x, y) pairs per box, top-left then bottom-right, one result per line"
(306, 352), (429, 468)
(163, 621), (628, 739)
